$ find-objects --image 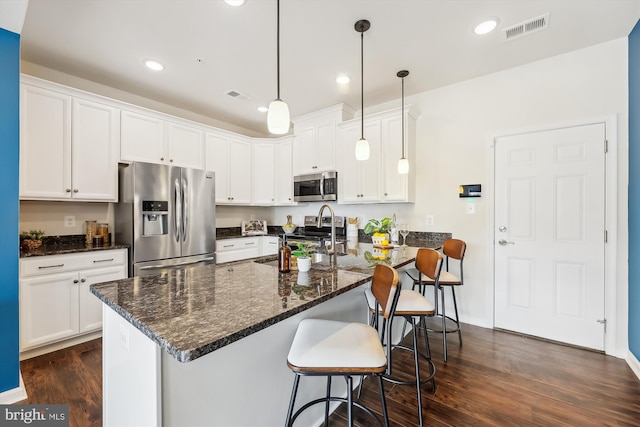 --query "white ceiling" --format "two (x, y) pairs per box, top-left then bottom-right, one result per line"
(20, 0), (640, 135)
